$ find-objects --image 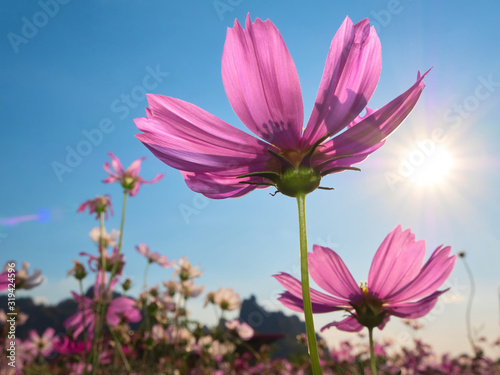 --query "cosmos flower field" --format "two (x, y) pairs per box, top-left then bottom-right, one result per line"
(2, 11), (499, 375)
